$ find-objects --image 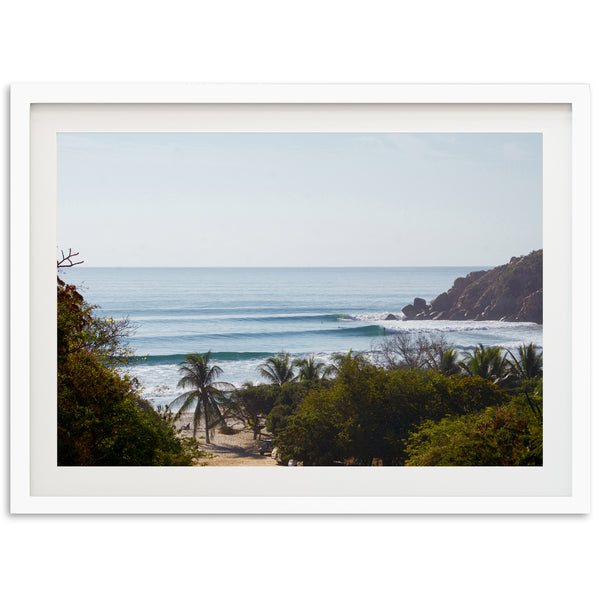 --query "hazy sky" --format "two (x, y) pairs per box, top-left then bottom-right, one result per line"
(57, 132), (542, 267)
